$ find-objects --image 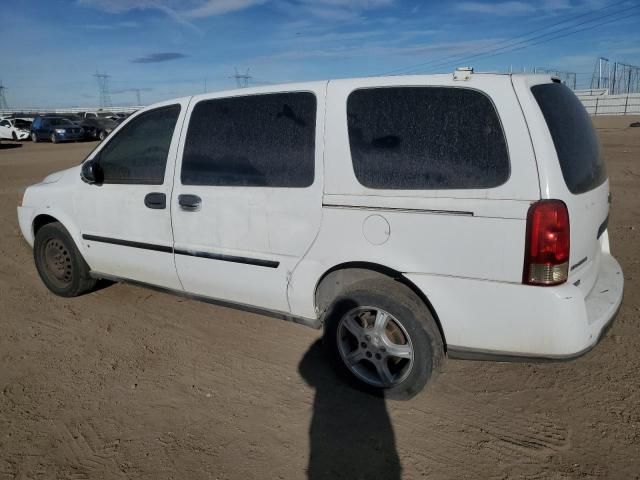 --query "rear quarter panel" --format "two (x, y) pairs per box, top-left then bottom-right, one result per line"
(511, 75), (610, 297)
